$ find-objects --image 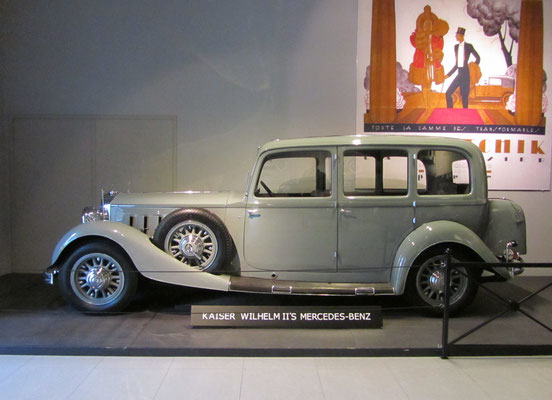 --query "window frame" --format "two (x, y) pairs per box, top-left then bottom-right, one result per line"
(415, 148), (473, 197)
(252, 148), (335, 199)
(341, 148), (410, 198)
